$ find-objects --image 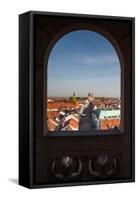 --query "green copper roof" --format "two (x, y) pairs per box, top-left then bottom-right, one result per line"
(99, 109), (120, 119)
